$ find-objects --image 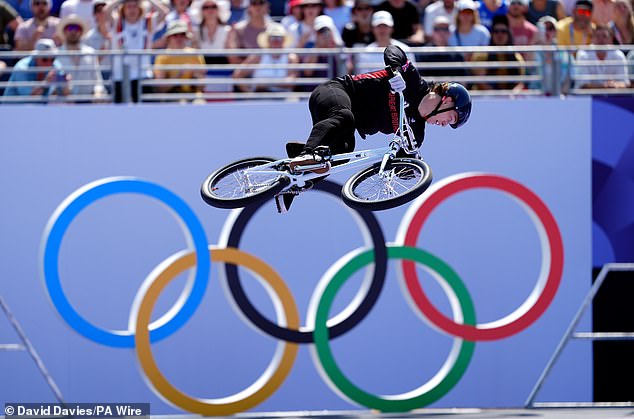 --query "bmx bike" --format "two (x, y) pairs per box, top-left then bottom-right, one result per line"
(201, 91), (432, 211)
